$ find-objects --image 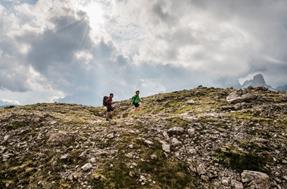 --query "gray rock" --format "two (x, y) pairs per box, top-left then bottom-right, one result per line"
(0, 146), (6, 154)
(89, 157), (96, 163)
(81, 163), (93, 171)
(188, 148), (196, 154)
(221, 177), (230, 186)
(187, 127), (195, 136)
(150, 154), (157, 160)
(50, 120), (57, 125)
(231, 180), (244, 189)
(139, 175), (147, 185)
(226, 92), (257, 104)
(201, 175), (209, 181)
(197, 163), (207, 175)
(125, 152), (134, 159)
(167, 127), (185, 136)
(226, 91), (240, 103)
(3, 135), (10, 142)
(60, 154), (69, 160)
(162, 142), (171, 153)
(186, 99), (195, 105)
(143, 139), (153, 146)
(241, 93), (257, 101)
(2, 152), (12, 162)
(107, 133), (115, 139)
(171, 137), (181, 146)
(241, 170), (270, 189)
(162, 131), (170, 140)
